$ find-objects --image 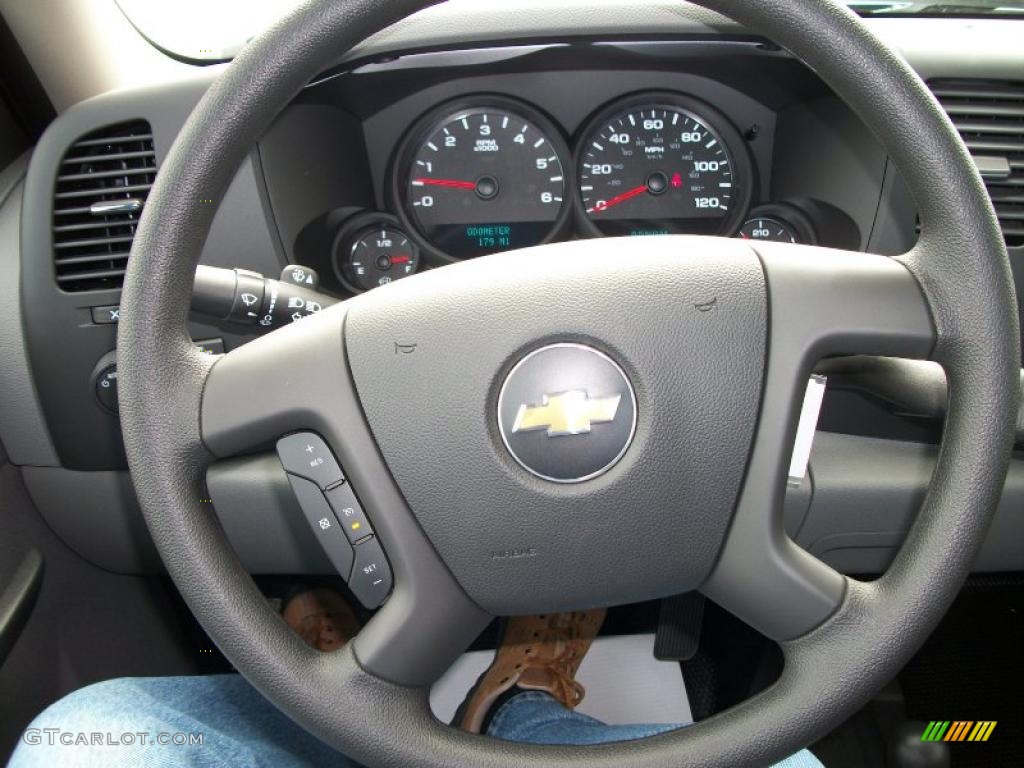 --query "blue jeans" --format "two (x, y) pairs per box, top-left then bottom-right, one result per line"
(8, 675), (823, 767)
